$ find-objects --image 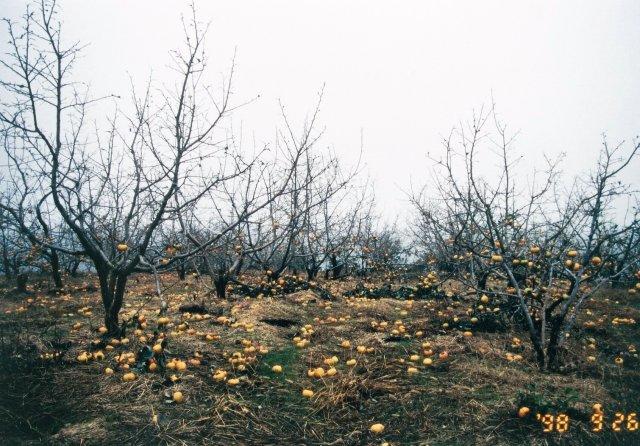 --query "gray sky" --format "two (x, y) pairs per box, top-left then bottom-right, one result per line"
(3, 0), (639, 220)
